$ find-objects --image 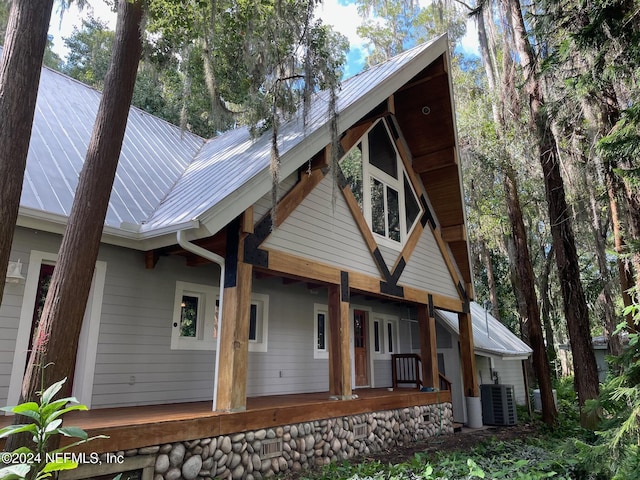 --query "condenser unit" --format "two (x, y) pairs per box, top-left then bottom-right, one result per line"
(480, 384), (517, 426)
